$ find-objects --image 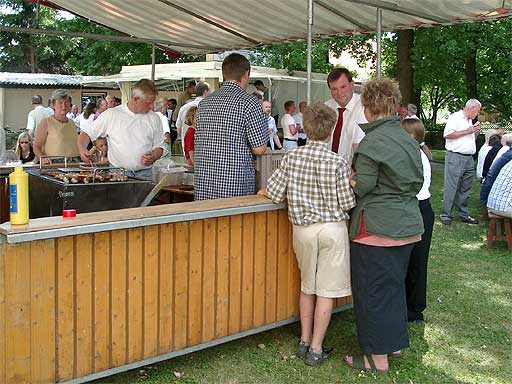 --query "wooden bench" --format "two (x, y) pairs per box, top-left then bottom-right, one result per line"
(487, 211), (512, 251)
